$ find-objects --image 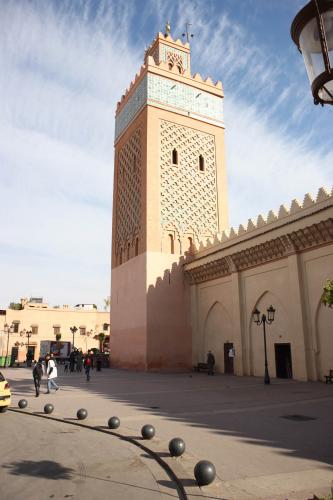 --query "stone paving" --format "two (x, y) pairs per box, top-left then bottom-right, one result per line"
(2, 366), (333, 499)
